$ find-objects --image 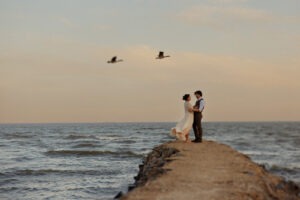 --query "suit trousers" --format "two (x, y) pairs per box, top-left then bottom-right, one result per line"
(193, 112), (203, 141)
